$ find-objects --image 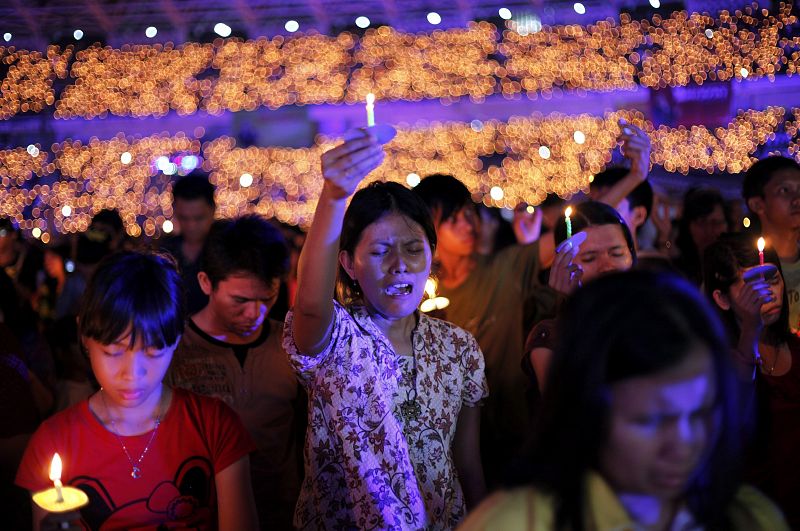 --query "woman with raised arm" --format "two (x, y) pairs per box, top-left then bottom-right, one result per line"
(704, 232), (800, 528)
(284, 132), (488, 530)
